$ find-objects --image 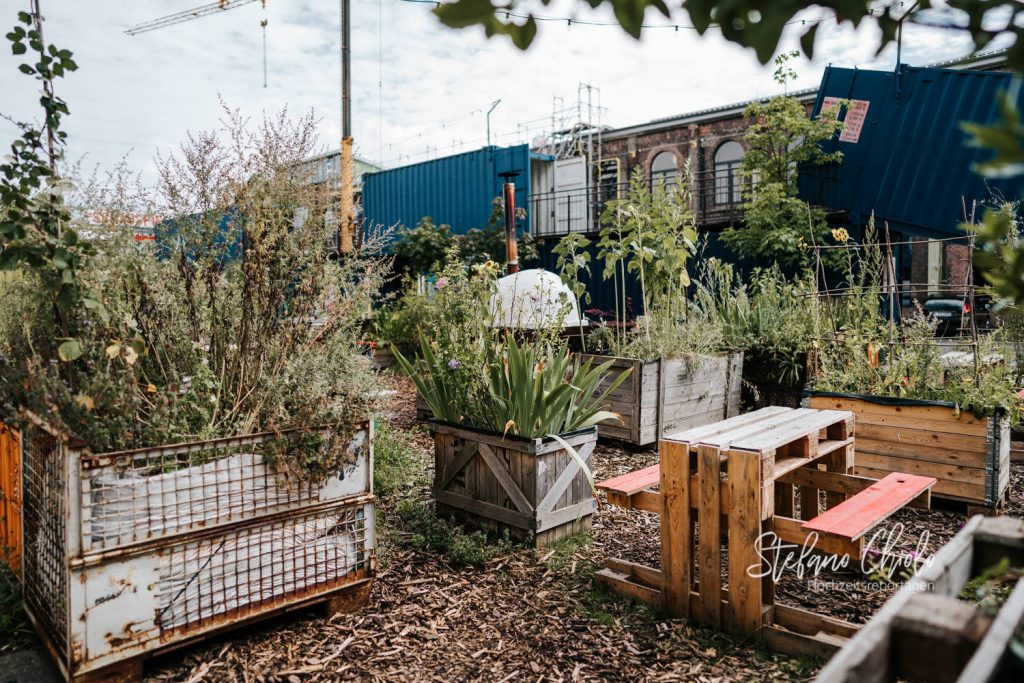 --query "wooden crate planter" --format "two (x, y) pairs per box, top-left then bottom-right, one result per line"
(430, 421), (597, 547)
(18, 417), (375, 682)
(817, 515), (1024, 682)
(577, 351), (743, 446)
(808, 392), (1010, 509)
